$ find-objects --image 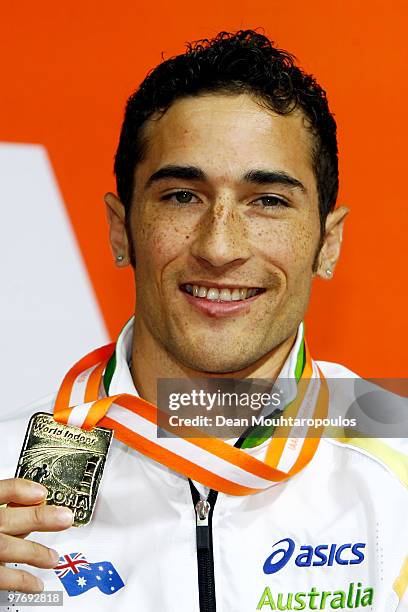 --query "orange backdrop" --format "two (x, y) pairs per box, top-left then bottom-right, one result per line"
(2, 1), (407, 377)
